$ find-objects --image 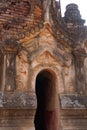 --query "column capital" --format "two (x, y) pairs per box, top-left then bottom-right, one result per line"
(73, 48), (87, 58)
(72, 48), (87, 67)
(0, 39), (21, 54)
